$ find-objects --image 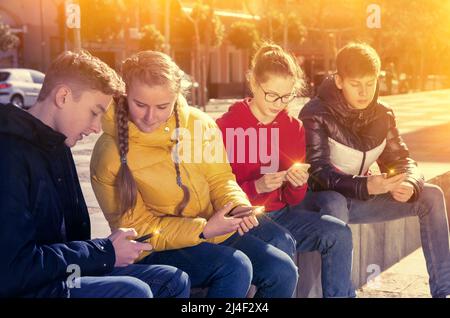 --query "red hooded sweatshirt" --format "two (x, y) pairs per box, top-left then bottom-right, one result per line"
(216, 98), (307, 212)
